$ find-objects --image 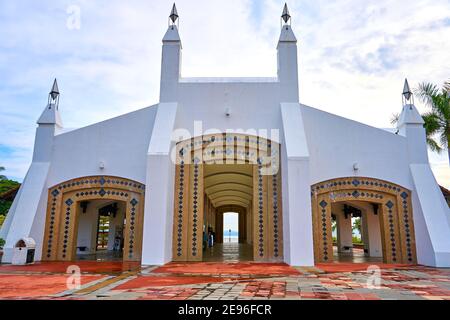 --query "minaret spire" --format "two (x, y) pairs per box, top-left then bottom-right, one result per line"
(277, 3), (298, 102)
(48, 78), (60, 110)
(38, 78), (63, 127)
(281, 3), (291, 26)
(402, 78), (414, 105)
(169, 3), (179, 28)
(398, 78), (424, 127)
